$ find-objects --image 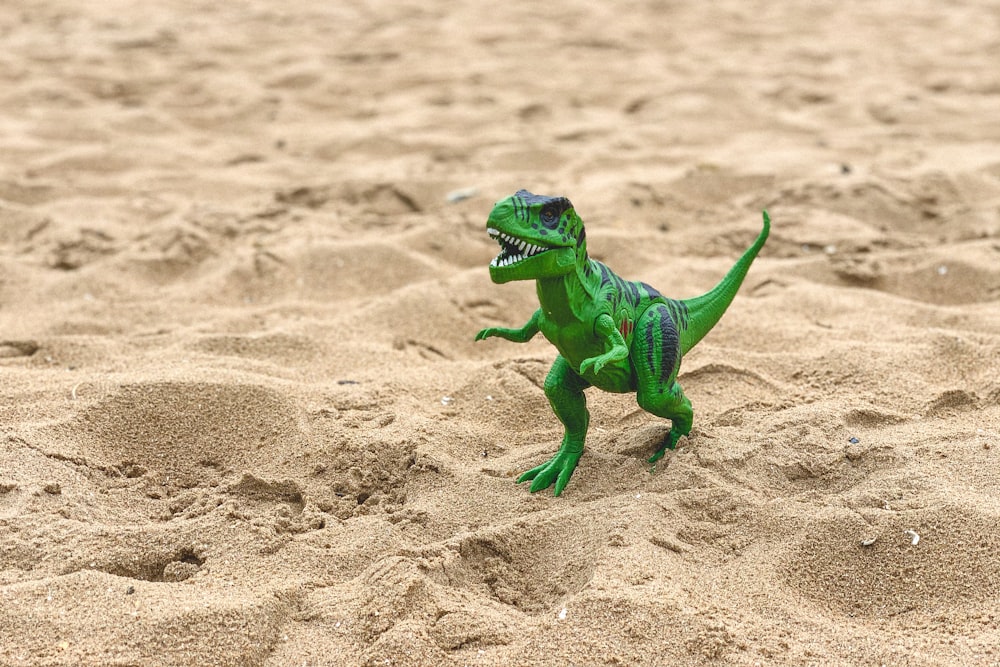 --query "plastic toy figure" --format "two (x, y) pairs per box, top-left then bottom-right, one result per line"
(475, 190), (769, 495)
